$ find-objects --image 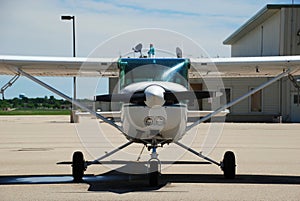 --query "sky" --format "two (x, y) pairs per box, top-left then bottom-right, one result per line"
(0, 0), (298, 99)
